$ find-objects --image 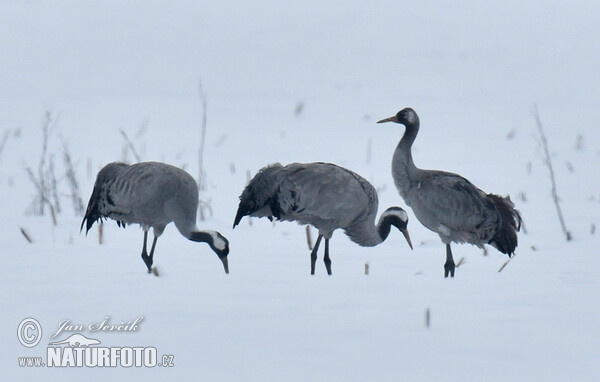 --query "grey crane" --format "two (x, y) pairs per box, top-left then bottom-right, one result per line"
(377, 108), (521, 277)
(232, 162), (413, 275)
(81, 161), (230, 274)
